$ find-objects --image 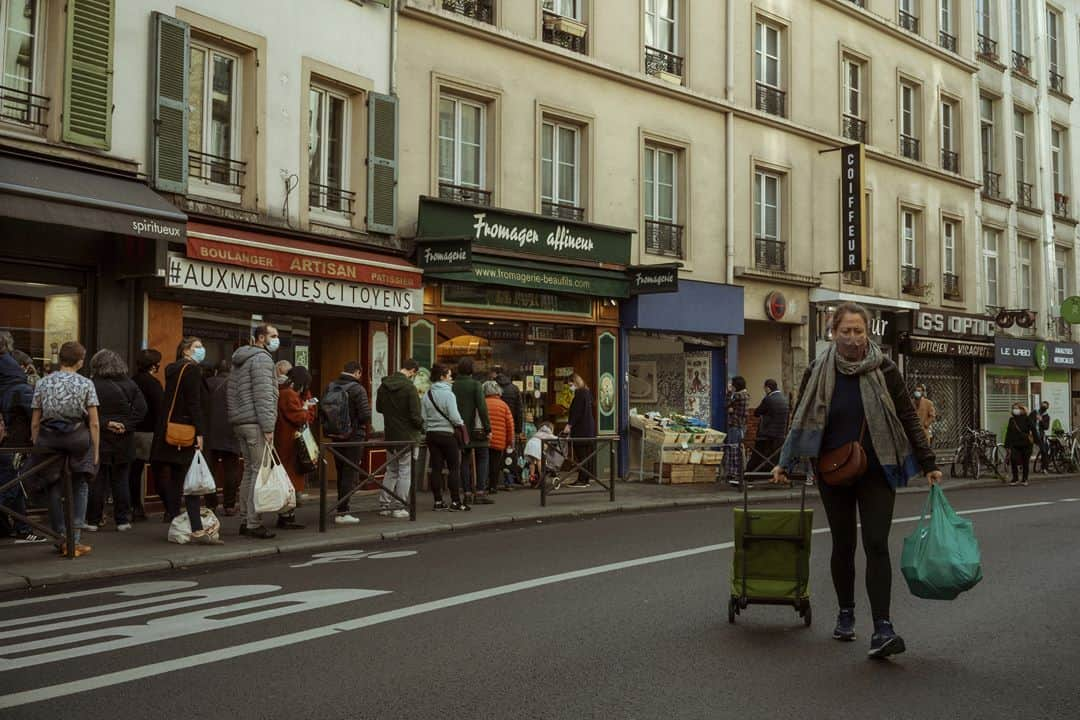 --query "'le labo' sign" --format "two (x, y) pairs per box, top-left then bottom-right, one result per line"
(416, 196), (631, 265)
